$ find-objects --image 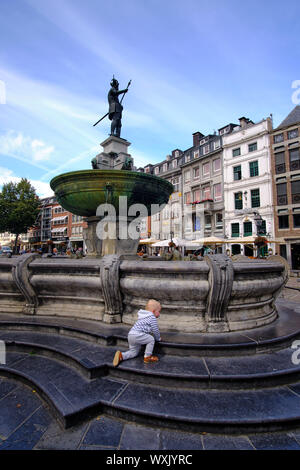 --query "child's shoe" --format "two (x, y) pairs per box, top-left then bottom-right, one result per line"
(113, 351), (123, 367)
(144, 355), (159, 363)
